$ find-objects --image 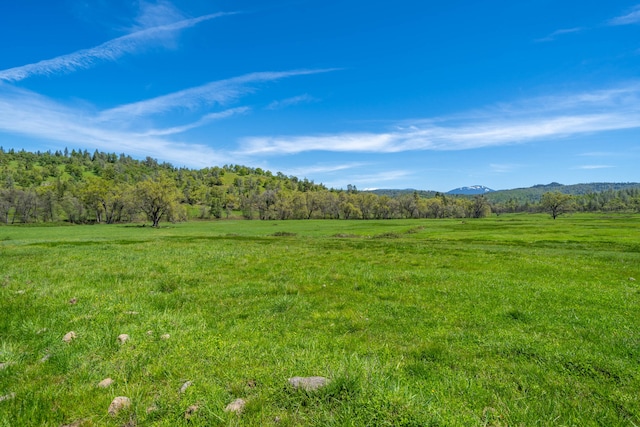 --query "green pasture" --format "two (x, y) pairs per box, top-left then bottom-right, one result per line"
(1, 214), (639, 426)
